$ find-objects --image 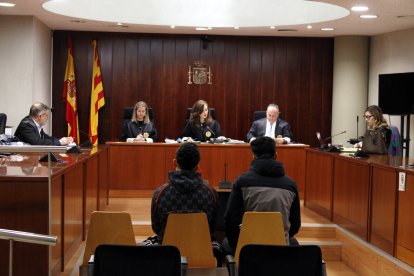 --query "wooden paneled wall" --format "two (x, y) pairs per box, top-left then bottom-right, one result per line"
(52, 31), (333, 146)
